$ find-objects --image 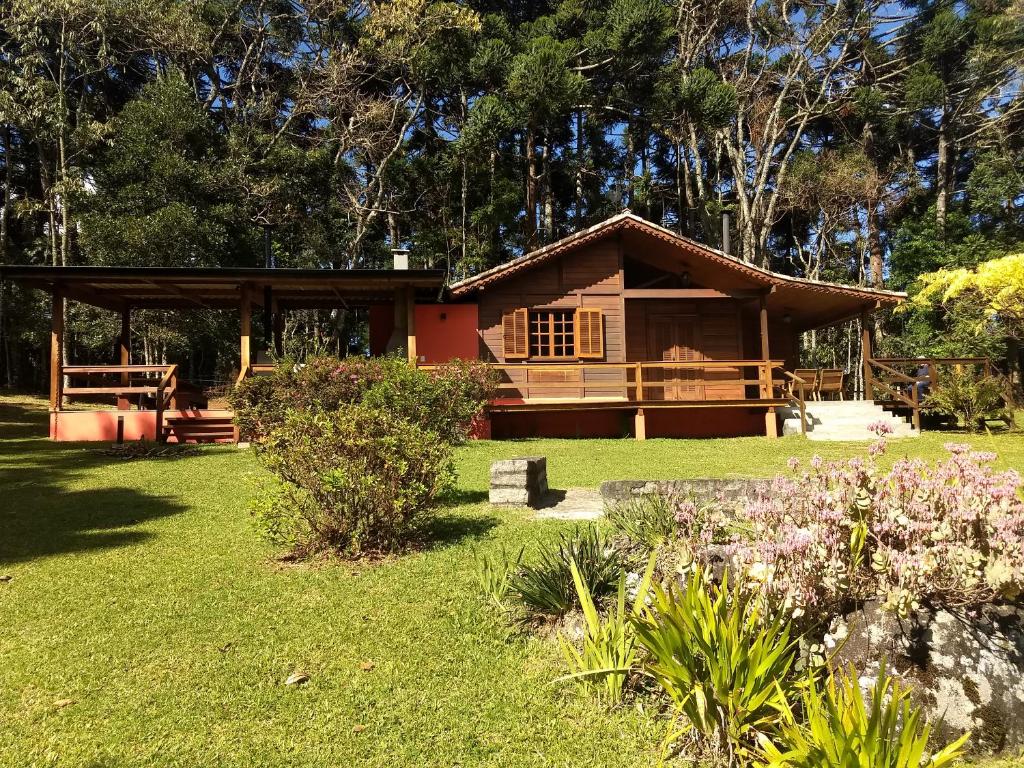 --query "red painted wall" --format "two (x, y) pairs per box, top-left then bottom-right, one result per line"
(50, 410), (157, 441)
(644, 408), (765, 438)
(490, 410), (631, 439)
(489, 407), (766, 439)
(49, 409), (235, 442)
(369, 304), (480, 363)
